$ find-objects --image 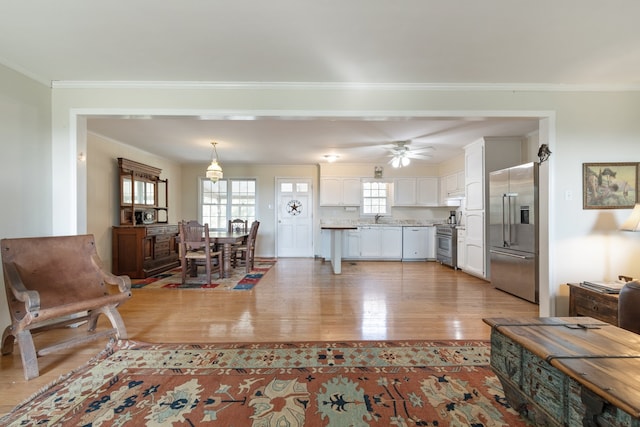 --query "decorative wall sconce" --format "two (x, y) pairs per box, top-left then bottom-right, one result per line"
(374, 166), (383, 178)
(538, 144), (552, 164)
